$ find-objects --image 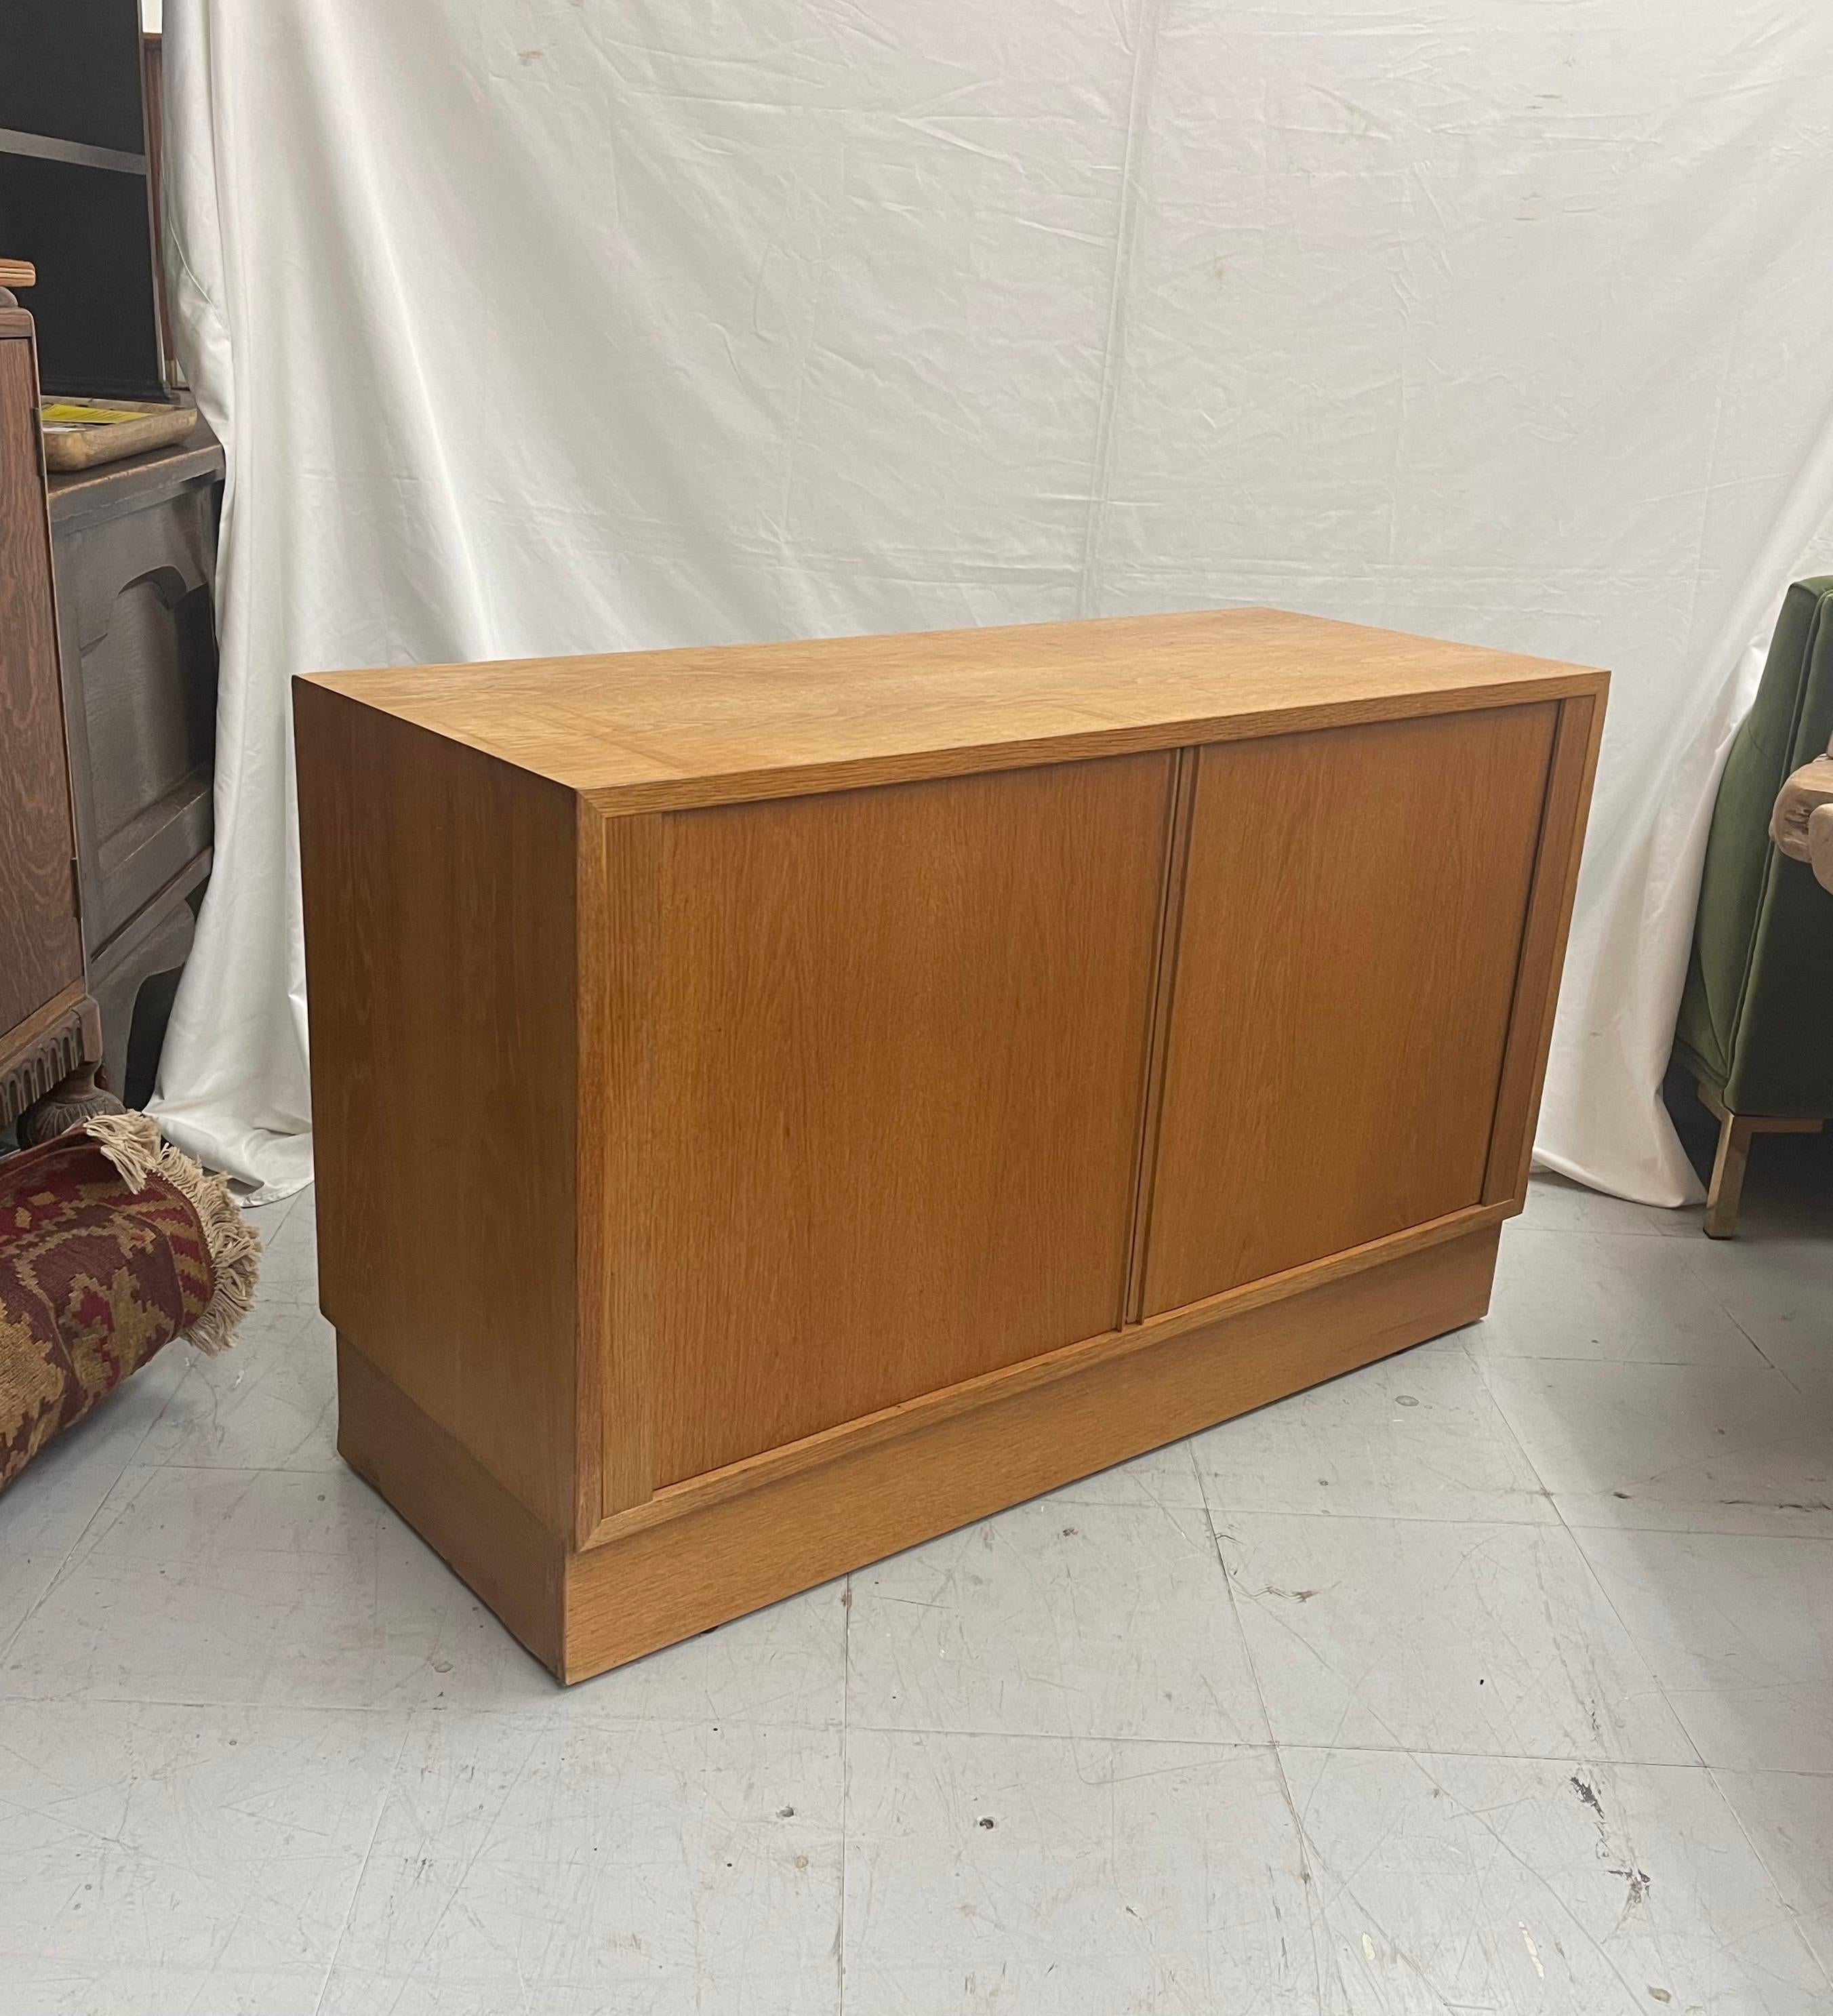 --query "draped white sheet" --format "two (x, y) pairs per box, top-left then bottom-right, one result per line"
(154, 0), (1833, 1204)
